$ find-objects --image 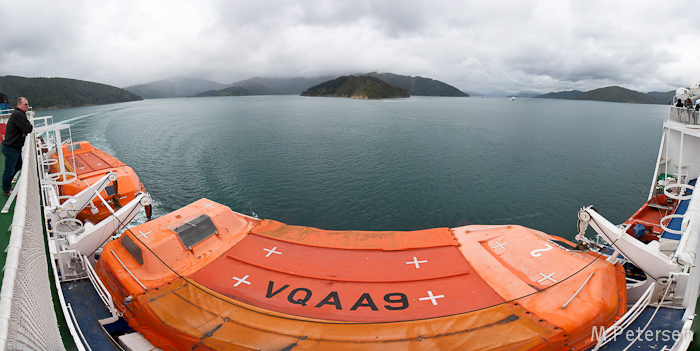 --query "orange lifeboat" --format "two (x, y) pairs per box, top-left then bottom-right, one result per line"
(96, 199), (626, 351)
(48, 141), (145, 223)
(623, 193), (678, 241)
